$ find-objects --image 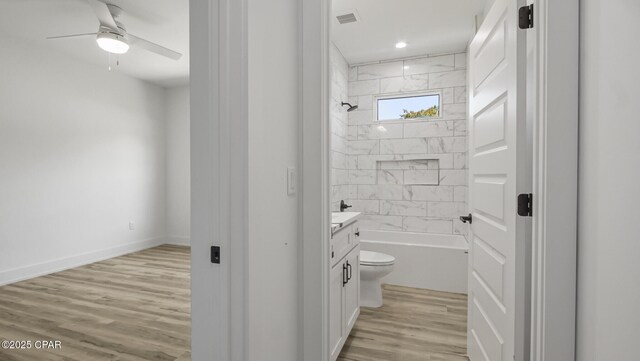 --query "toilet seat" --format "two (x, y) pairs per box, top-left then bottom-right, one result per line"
(360, 251), (395, 266)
